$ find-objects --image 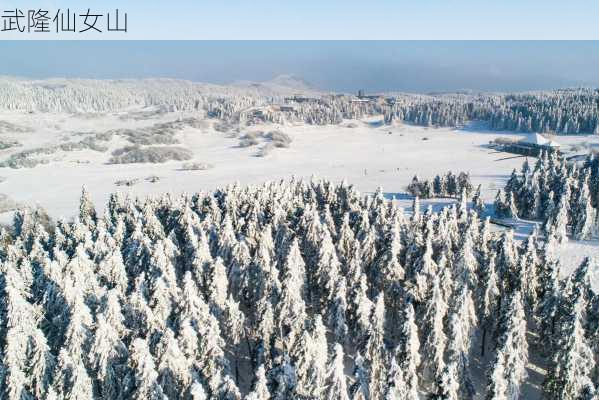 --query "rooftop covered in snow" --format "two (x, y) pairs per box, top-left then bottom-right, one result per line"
(519, 133), (561, 148)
